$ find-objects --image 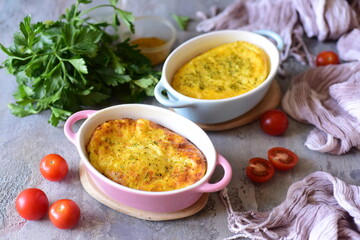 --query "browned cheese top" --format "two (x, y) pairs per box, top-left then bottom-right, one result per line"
(86, 119), (207, 192)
